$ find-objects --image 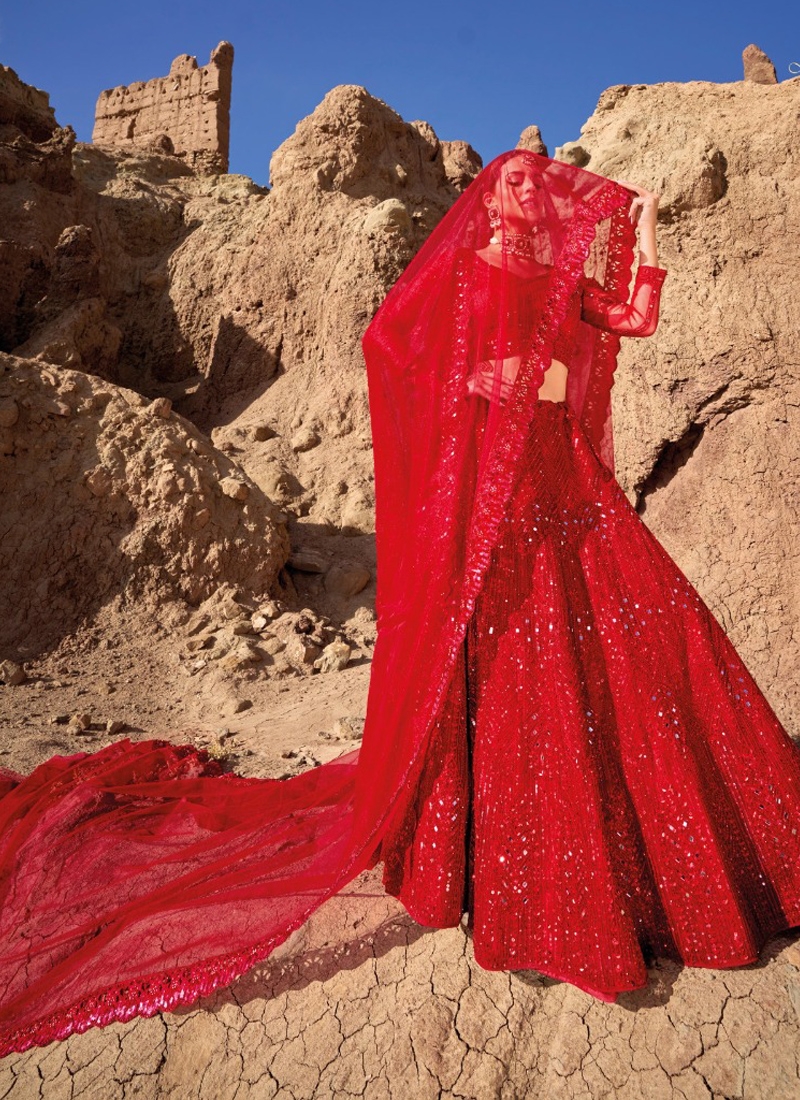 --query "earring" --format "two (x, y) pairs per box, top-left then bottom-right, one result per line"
(487, 204), (501, 244)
